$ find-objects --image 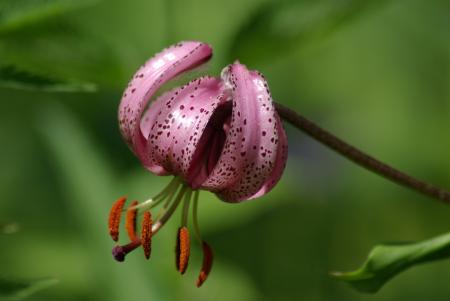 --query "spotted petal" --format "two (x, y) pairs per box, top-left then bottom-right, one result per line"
(118, 41), (213, 171)
(141, 76), (226, 177)
(250, 113), (288, 199)
(201, 63), (287, 202)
